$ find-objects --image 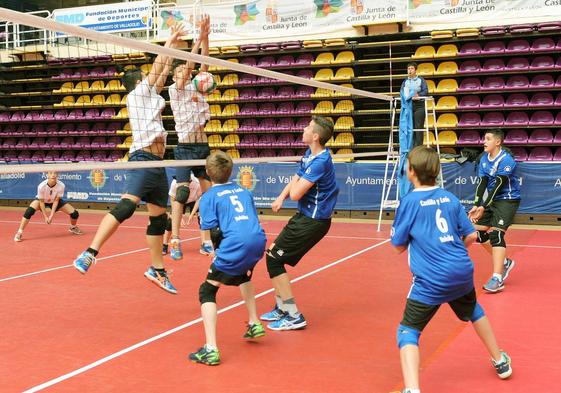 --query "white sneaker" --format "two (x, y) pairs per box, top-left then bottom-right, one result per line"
(14, 231), (22, 242)
(69, 226), (83, 235)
